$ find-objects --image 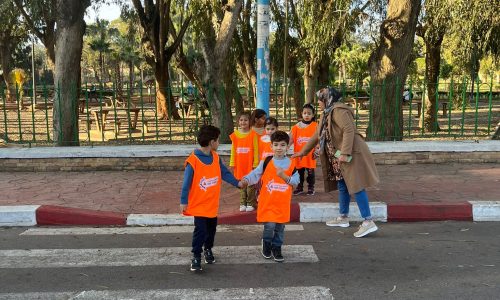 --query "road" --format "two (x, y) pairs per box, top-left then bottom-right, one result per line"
(0, 222), (499, 299)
